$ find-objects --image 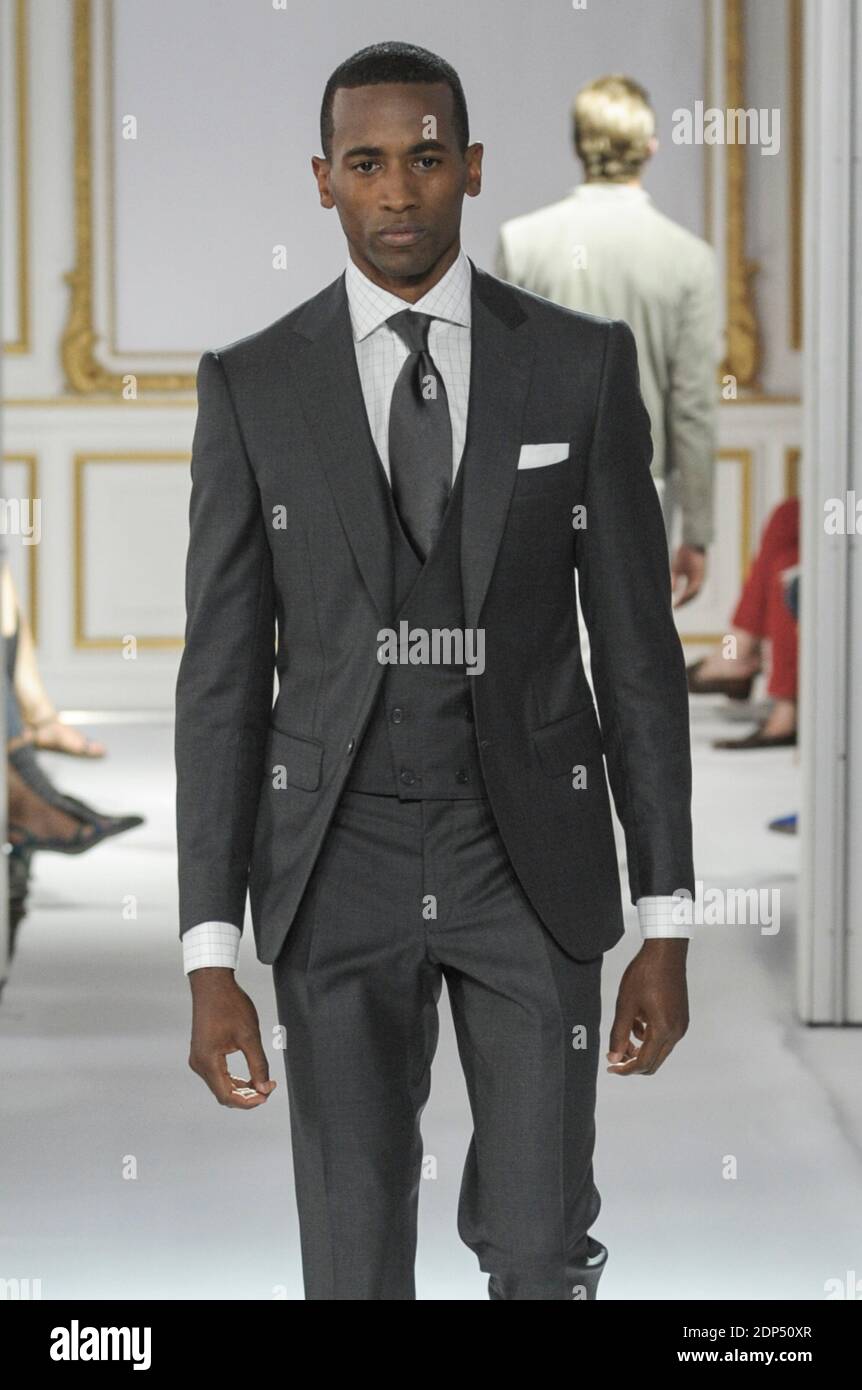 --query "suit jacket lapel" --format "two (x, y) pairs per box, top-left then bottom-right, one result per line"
(460, 259), (535, 631)
(288, 258), (535, 632)
(290, 273), (394, 623)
